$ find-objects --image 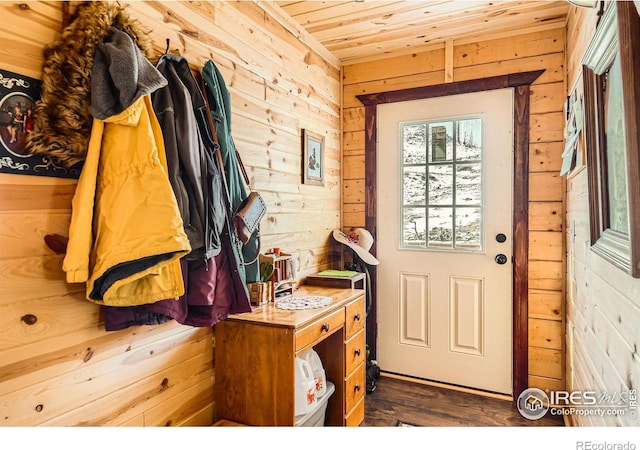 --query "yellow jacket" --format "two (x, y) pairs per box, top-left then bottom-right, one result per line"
(63, 95), (191, 306)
